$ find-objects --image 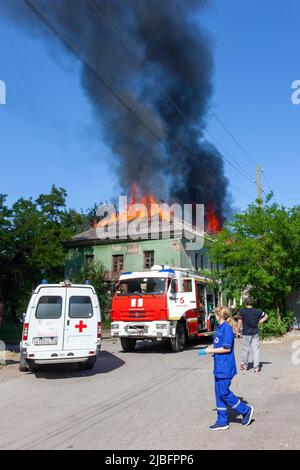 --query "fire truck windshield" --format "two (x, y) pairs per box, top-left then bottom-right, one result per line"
(116, 277), (167, 296)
